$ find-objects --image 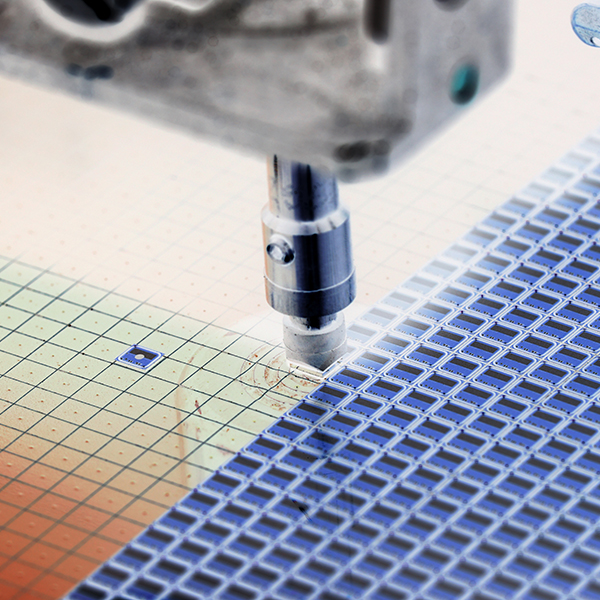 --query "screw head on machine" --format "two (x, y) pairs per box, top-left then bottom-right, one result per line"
(267, 236), (295, 265)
